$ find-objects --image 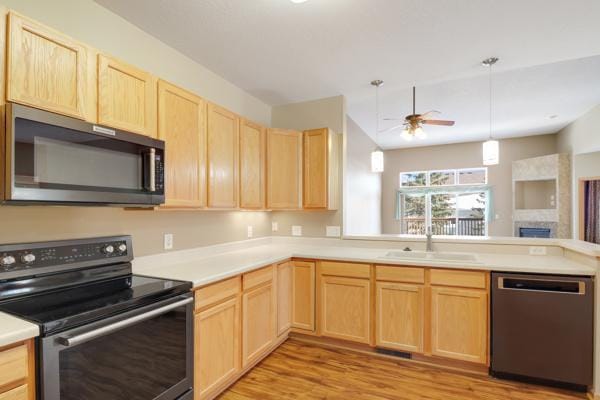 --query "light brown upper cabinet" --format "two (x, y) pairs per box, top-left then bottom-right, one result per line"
(266, 129), (302, 210)
(207, 103), (240, 209)
(97, 54), (157, 137)
(6, 12), (96, 121)
(303, 128), (340, 210)
(239, 119), (266, 209)
(157, 80), (206, 208)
